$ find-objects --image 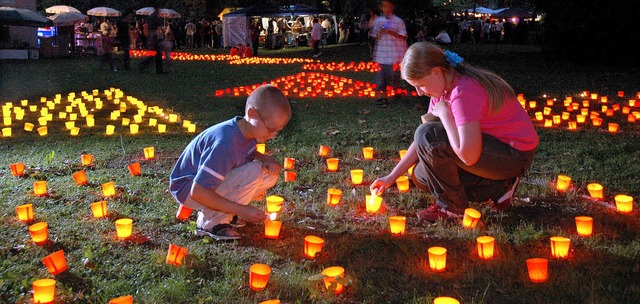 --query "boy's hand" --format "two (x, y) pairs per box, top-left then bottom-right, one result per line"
(262, 161), (282, 176)
(238, 205), (266, 224)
